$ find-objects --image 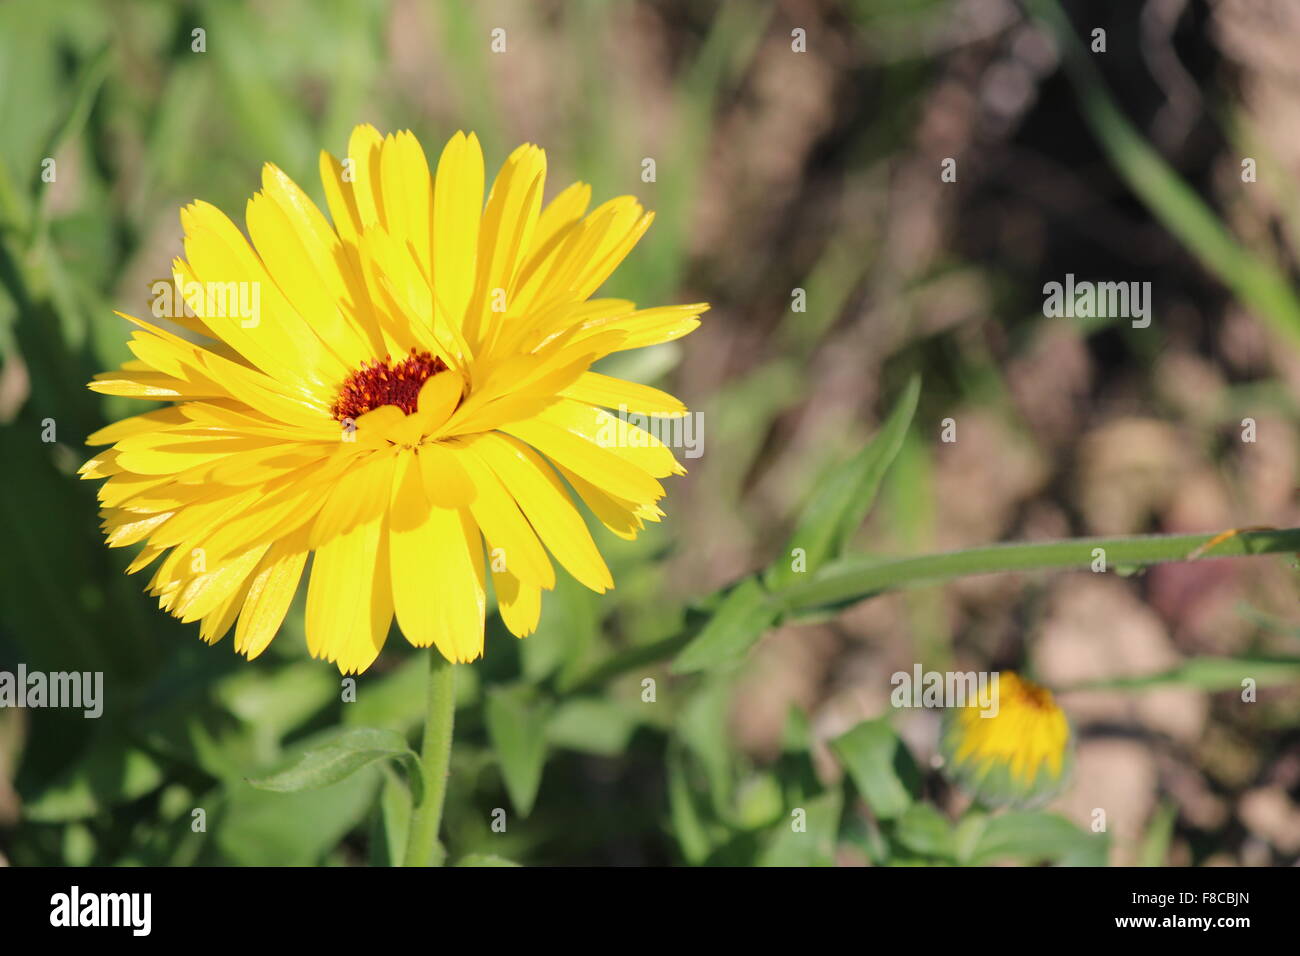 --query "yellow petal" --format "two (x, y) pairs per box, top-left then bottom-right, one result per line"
(536, 399), (684, 478)
(389, 452), (486, 662)
(462, 433), (612, 592)
(309, 448), (397, 547)
(447, 439), (554, 589)
(346, 123), (385, 229)
(554, 463), (649, 541)
(560, 371), (688, 416)
(178, 201), (338, 394)
(378, 130), (434, 280)
(502, 416), (665, 504)
(413, 370), (465, 435)
(235, 527), (311, 659)
(305, 500), (393, 674)
(492, 567), (541, 638)
(467, 143), (546, 349)
(417, 442), (476, 508)
(174, 543), (269, 624)
(86, 407), (190, 446)
(432, 131), (484, 329)
(319, 150), (363, 243)
(247, 170), (373, 368)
